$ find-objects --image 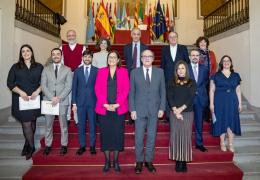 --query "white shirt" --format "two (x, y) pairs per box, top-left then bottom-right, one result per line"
(84, 64), (91, 75)
(132, 41), (141, 67)
(170, 44), (177, 62)
(53, 63), (62, 72)
(143, 66), (152, 82)
(192, 62), (199, 81)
